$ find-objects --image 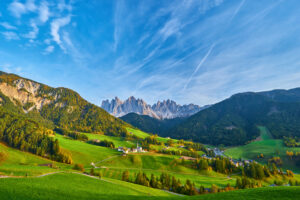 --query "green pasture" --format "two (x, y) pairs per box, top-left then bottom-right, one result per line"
(0, 143), (66, 176)
(83, 132), (136, 147)
(224, 126), (300, 172)
(0, 172), (299, 200)
(55, 134), (121, 166)
(0, 173), (174, 200)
